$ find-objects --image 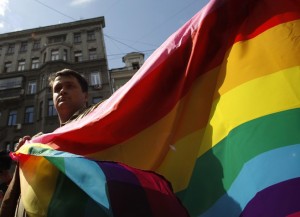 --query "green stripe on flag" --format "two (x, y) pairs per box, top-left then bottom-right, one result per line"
(179, 108), (300, 216)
